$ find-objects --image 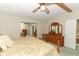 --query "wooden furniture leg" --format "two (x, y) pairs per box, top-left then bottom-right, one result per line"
(57, 39), (60, 54)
